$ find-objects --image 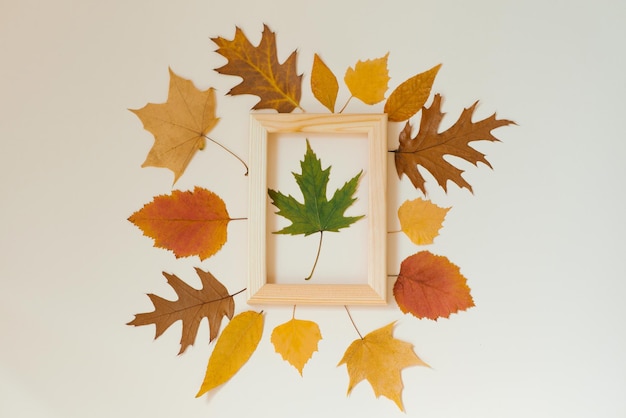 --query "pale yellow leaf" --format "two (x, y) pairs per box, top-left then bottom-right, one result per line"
(338, 322), (429, 411)
(398, 198), (450, 245)
(195, 311), (264, 397)
(384, 64), (441, 122)
(271, 318), (322, 375)
(344, 53), (390, 105)
(311, 54), (338, 112)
